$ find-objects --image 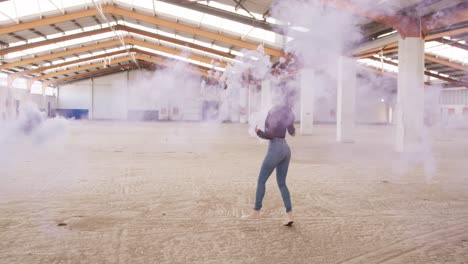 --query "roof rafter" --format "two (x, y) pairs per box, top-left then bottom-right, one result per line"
(42, 63), (139, 87)
(2, 35), (228, 72)
(158, 0), (274, 32)
(0, 27), (111, 56)
(425, 54), (468, 72)
(42, 53), (211, 87)
(0, 5), (282, 57)
(366, 55), (468, 87)
(321, 1), (468, 37)
(355, 27), (468, 58)
(33, 55), (135, 81)
(0, 39), (122, 70)
(1, 24), (236, 60)
(434, 38), (468, 51)
(10, 49), (129, 79)
(126, 37), (228, 68)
